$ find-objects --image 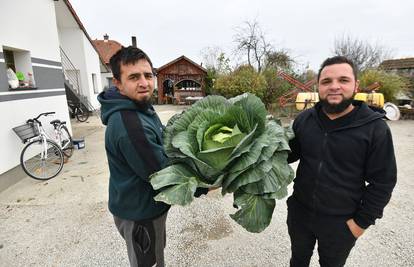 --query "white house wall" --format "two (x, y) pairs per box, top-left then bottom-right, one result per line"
(55, 1), (104, 110)
(0, 94), (71, 175)
(0, 0), (61, 63)
(82, 35), (103, 108)
(0, 0), (71, 175)
(58, 28), (88, 95)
